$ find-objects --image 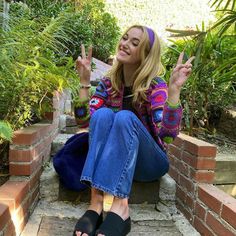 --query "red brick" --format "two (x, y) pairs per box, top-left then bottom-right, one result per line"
(193, 216), (214, 236)
(193, 158), (216, 170)
(172, 135), (184, 147)
(9, 135), (52, 162)
(3, 221), (15, 236)
(0, 203), (11, 231)
(14, 195), (30, 225)
(190, 170), (215, 183)
(221, 196), (236, 229)
(176, 201), (194, 223)
(0, 181), (29, 211)
(186, 194), (195, 210)
(29, 185), (40, 207)
(176, 185), (187, 203)
(176, 186), (195, 211)
(168, 154), (176, 168)
(206, 211), (235, 236)
(179, 133), (217, 157)
(179, 174), (195, 193)
(10, 154), (43, 176)
(198, 184), (225, 214)
(195, 202), (207, 220)
(29, 167), (42, 191)
(42, 144), (52, 163)
(9, 147), (37, 162)
(5, 211), (29, 236)
(168, 166), (179, 182)
(177, 160), (189, 177)
(168, 144), (182, 159)
(12, 123), (51, 145)
(182, 151), (194, 166)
